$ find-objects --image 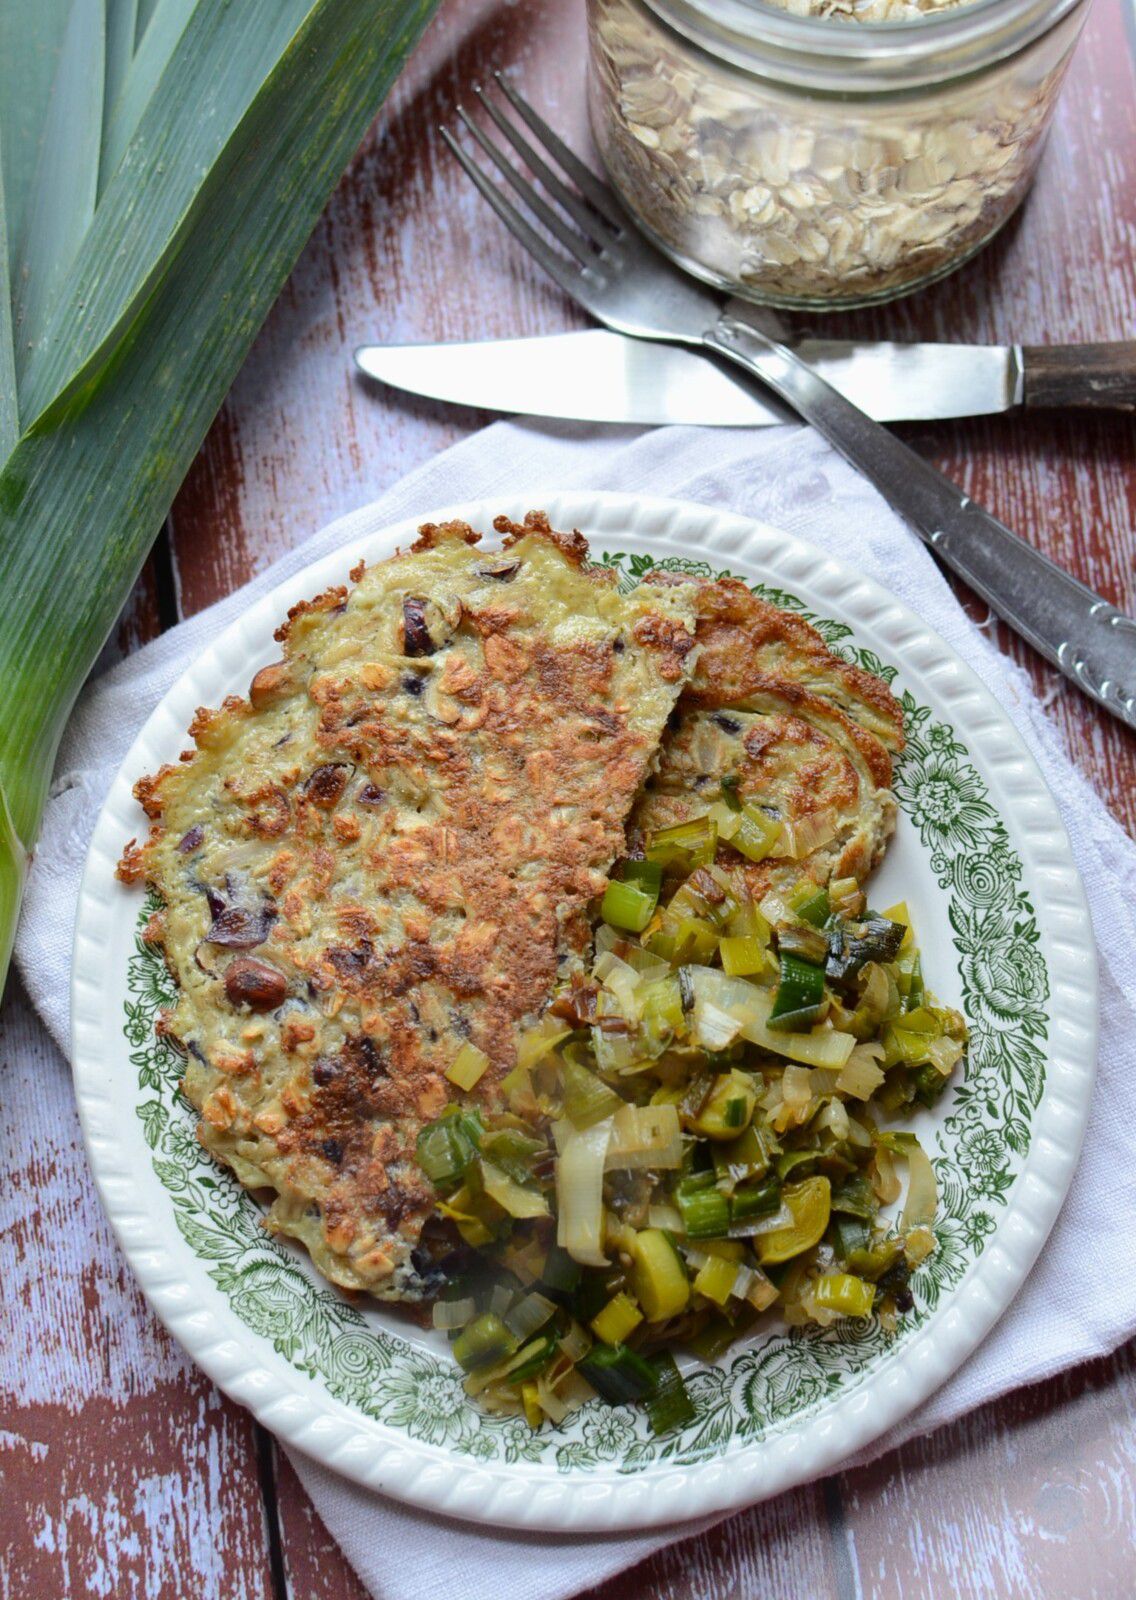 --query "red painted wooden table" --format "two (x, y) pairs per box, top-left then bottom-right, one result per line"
(3, 0), (1134, 1594)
